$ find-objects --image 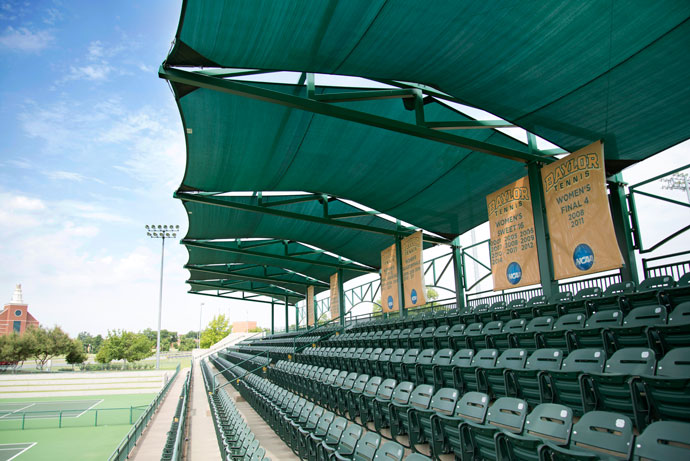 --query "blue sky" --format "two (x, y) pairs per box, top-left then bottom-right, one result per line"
(0, 1), (688, 338)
